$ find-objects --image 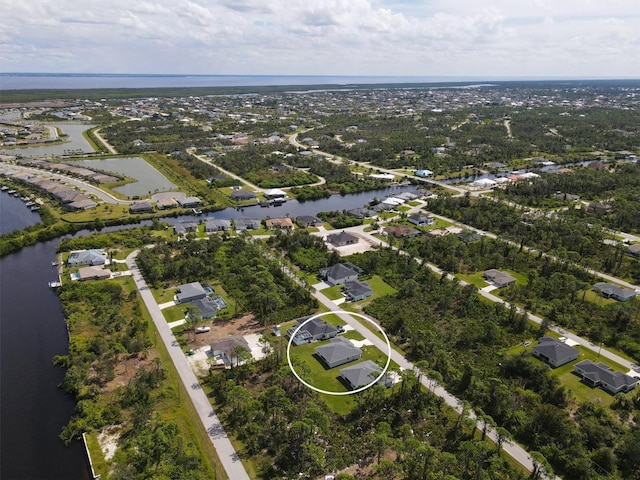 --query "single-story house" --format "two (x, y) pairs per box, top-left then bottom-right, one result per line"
(176, 282), (207, 304)
(587, 202), (613, 215)
(77, 266), (111, 281)
(554, 192), (581, 202)
(531, 336), (580, 368)
(156, 198), (179, 210)
(230, 189), (257, 201)
(327, 231), (359, 247)
(383, 225), (421, 238)
(68, 198), (98, 210)
(296, 215), (323, 227)
(381, 197), (404, 208)
(210, 336), (250, 367)
(319, 262), (363, 286)
(173, 222), (199, 235)
(395, 192), (419, 201)
(416, 169), (434, 177)
(205, 218), (232, 232)
(287, 317), (339, 345)
(484, 269), (517, 288)
(343, 280), (373, 302)
(347, 207), (376, 219)
(573, 360), (638, 395)
(129, 201), (153, 214)
(626, 244), (640, 258)
(67, 249), (108, 267)
(265, 217), (294, 230)
(340, 360), (392, 390)
(187, 297), (219, 319)
(408, 214), (435, 227)
(315, 337), (362, 369)
(263, 188), (288, 200)
(177, 196), (202, 208)
(593, 282), (637, 302)
(234, 218), (261, 231)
